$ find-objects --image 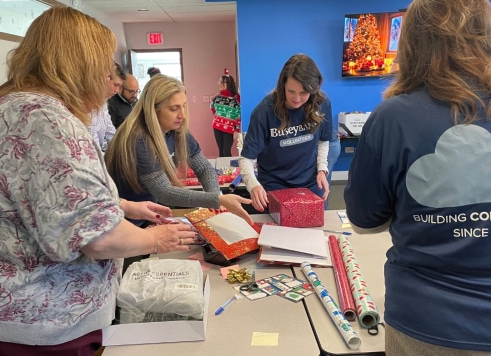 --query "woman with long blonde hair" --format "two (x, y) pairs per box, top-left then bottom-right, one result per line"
(105, 74), (253, 225)
(0, 7), (195, 355)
